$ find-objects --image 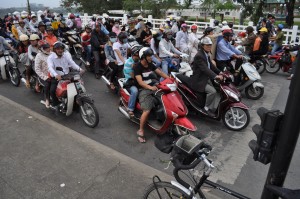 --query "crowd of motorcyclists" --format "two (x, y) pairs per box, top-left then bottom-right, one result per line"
(0, 10), (295, 141)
